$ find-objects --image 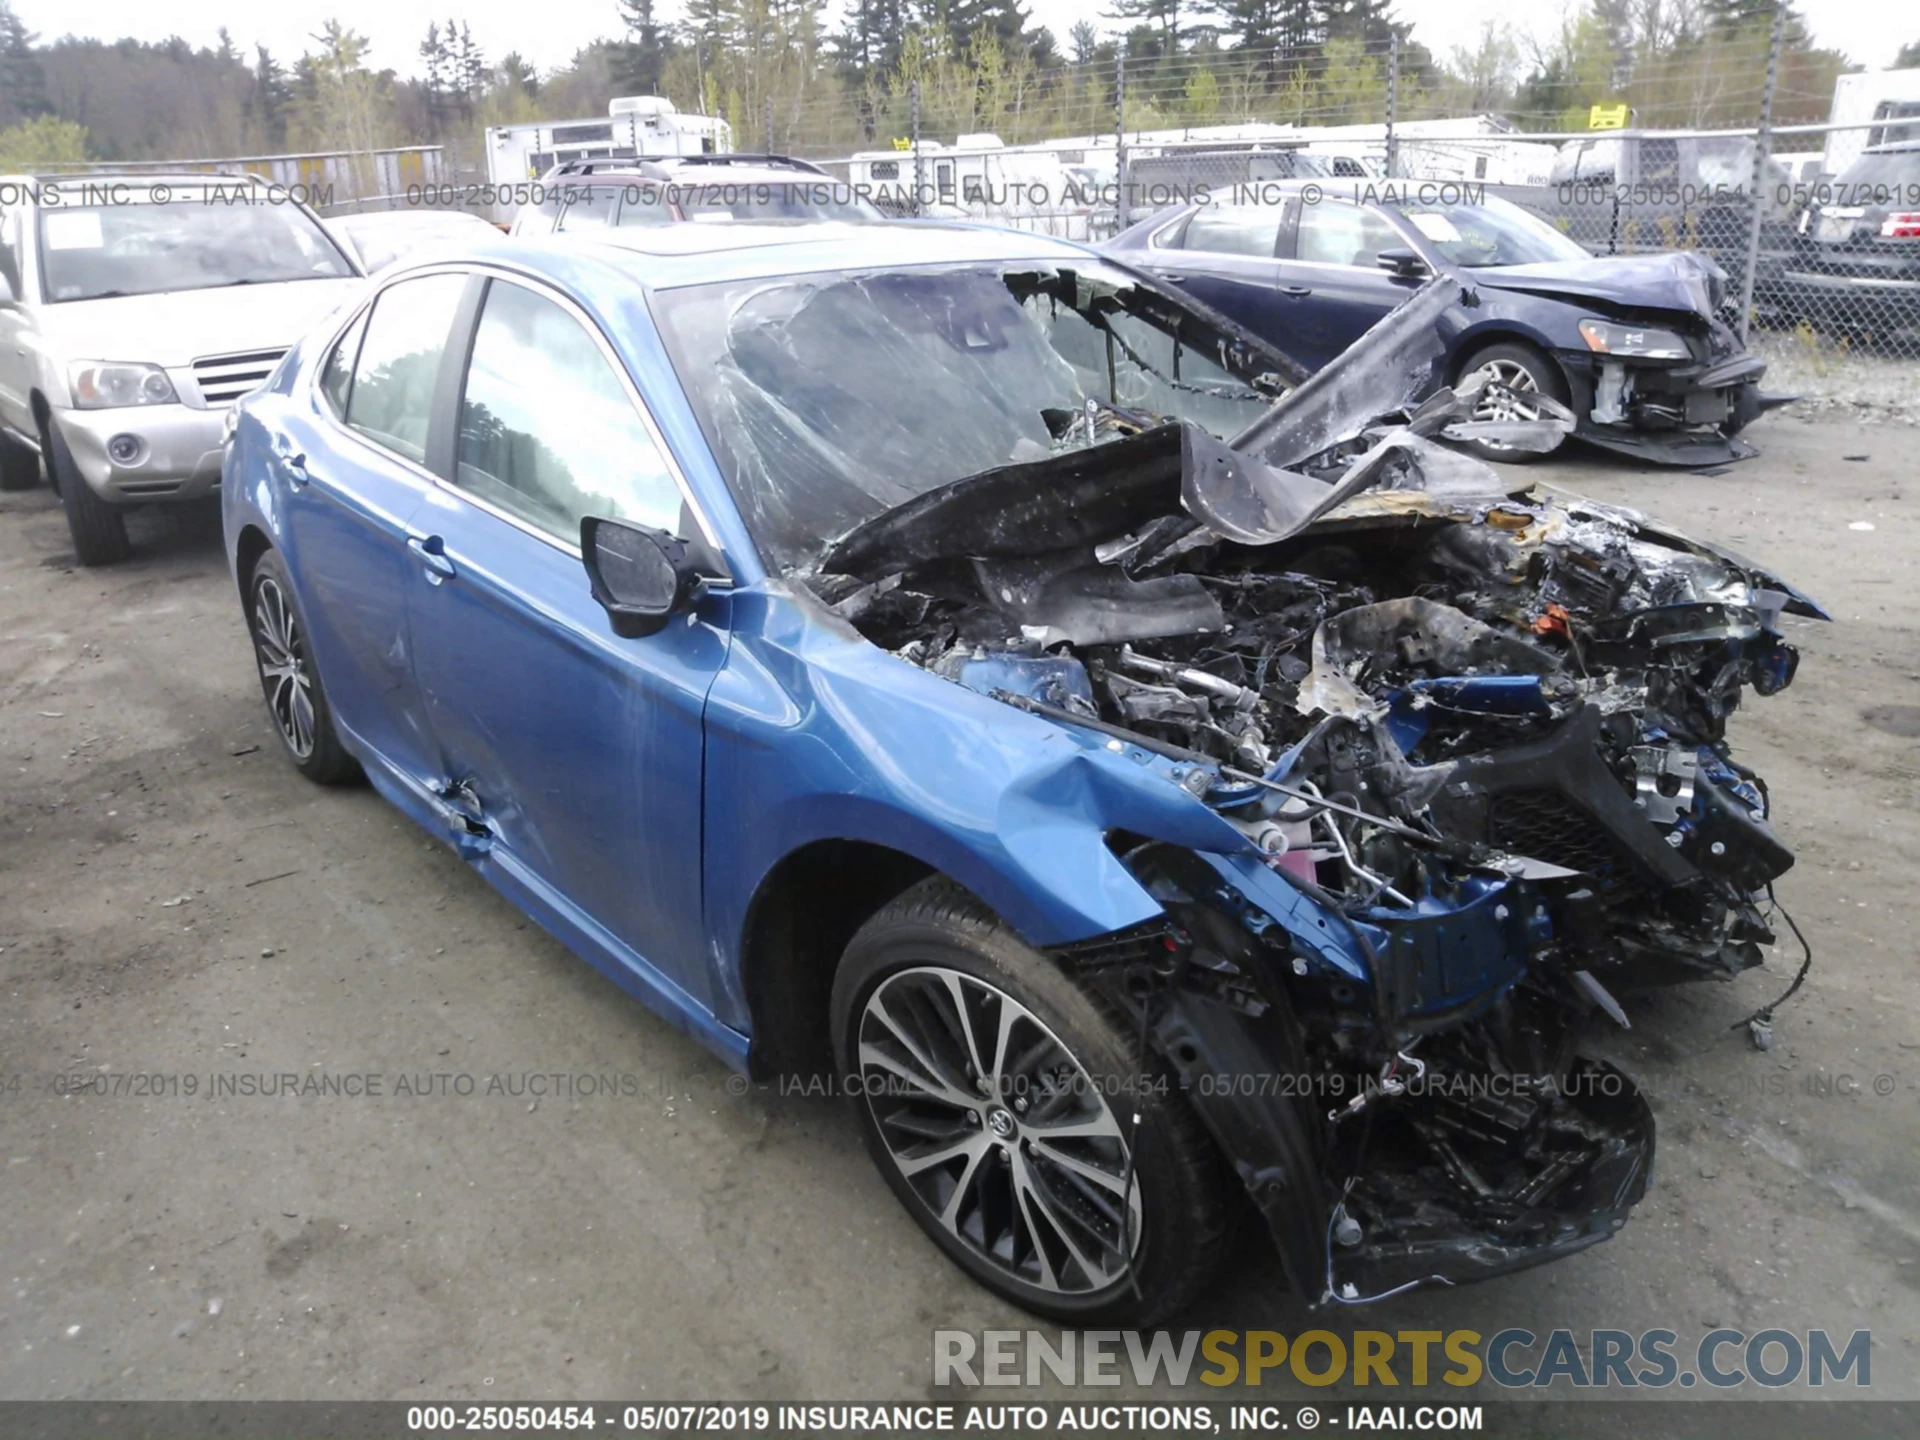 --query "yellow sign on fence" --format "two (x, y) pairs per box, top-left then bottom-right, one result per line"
(1589, 103), (1630, 130)
(891, 137), (913, 151)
